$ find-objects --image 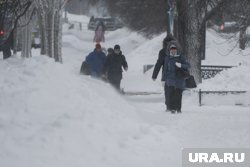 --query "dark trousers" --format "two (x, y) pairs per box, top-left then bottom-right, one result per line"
(165, 85), (183, 111)
(1, 40), (12, 59)
(108, 74), (122, 90)
(2, 46), (11, 59)
(164, 84), (169, 109)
